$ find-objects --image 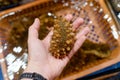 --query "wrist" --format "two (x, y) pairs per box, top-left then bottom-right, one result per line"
(20, 72), (47, 80)
(24, 61), (54, 80)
